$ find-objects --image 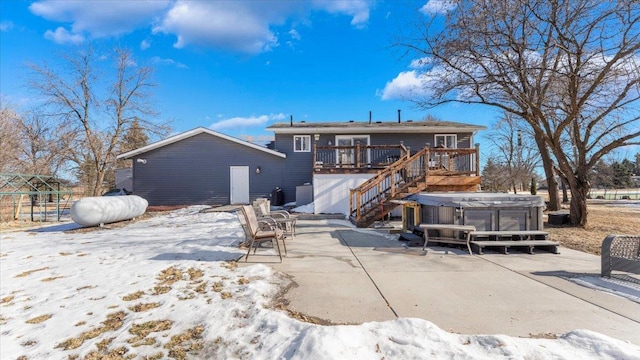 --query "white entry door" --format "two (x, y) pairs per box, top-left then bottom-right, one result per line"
(230, 166), (249, 204)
